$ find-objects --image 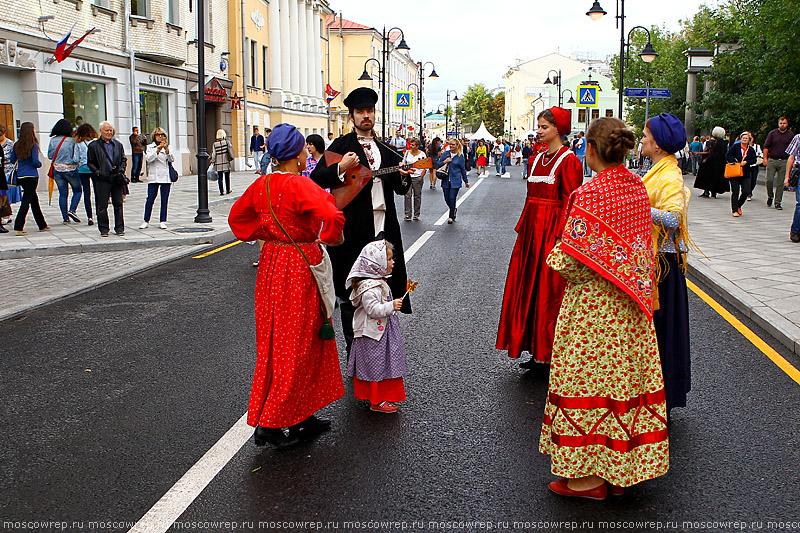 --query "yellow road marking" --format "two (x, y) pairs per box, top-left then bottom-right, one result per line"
(193, 240), (242, 259)
(687, 279), (800, 386)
